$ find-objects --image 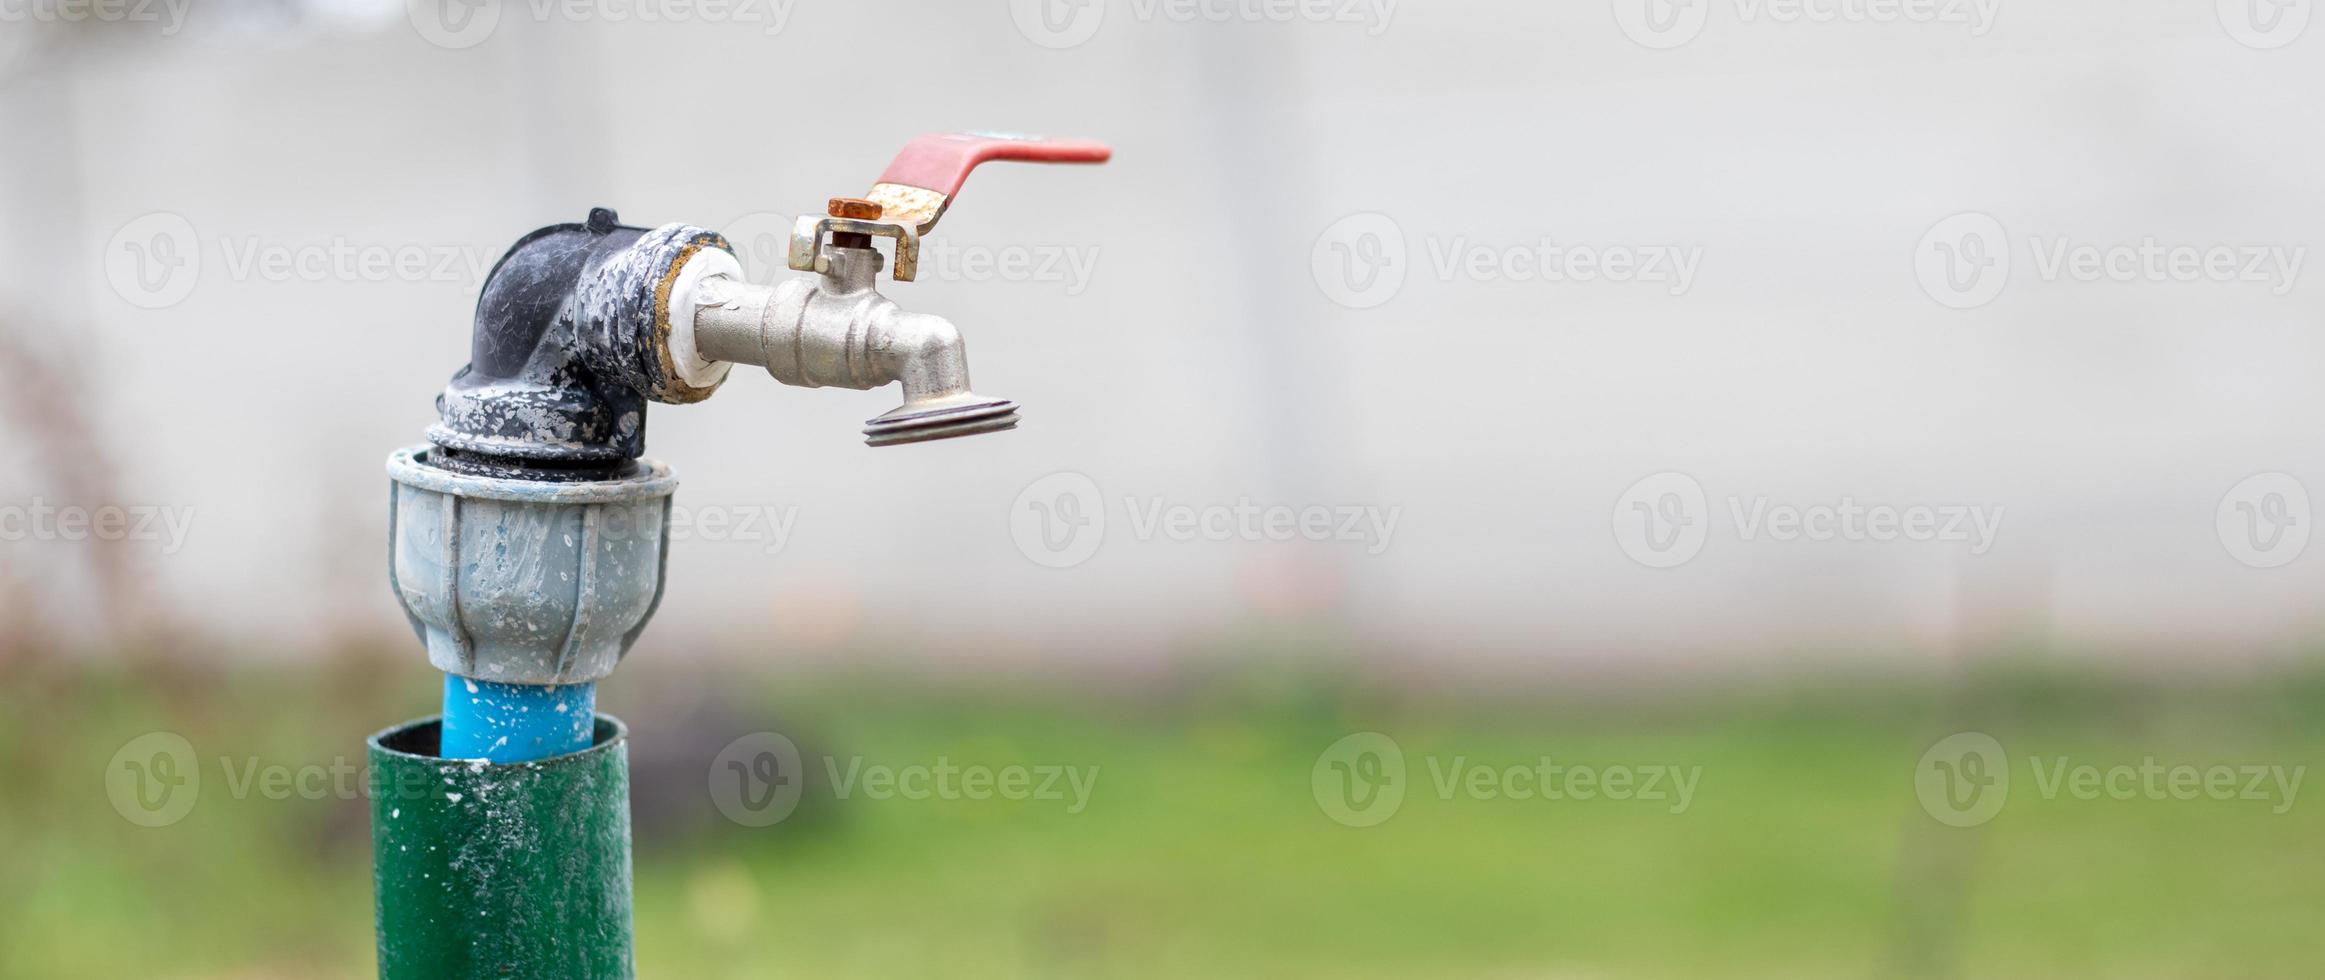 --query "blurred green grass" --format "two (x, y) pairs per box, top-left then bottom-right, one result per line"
(4, 652), (2322, 978)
